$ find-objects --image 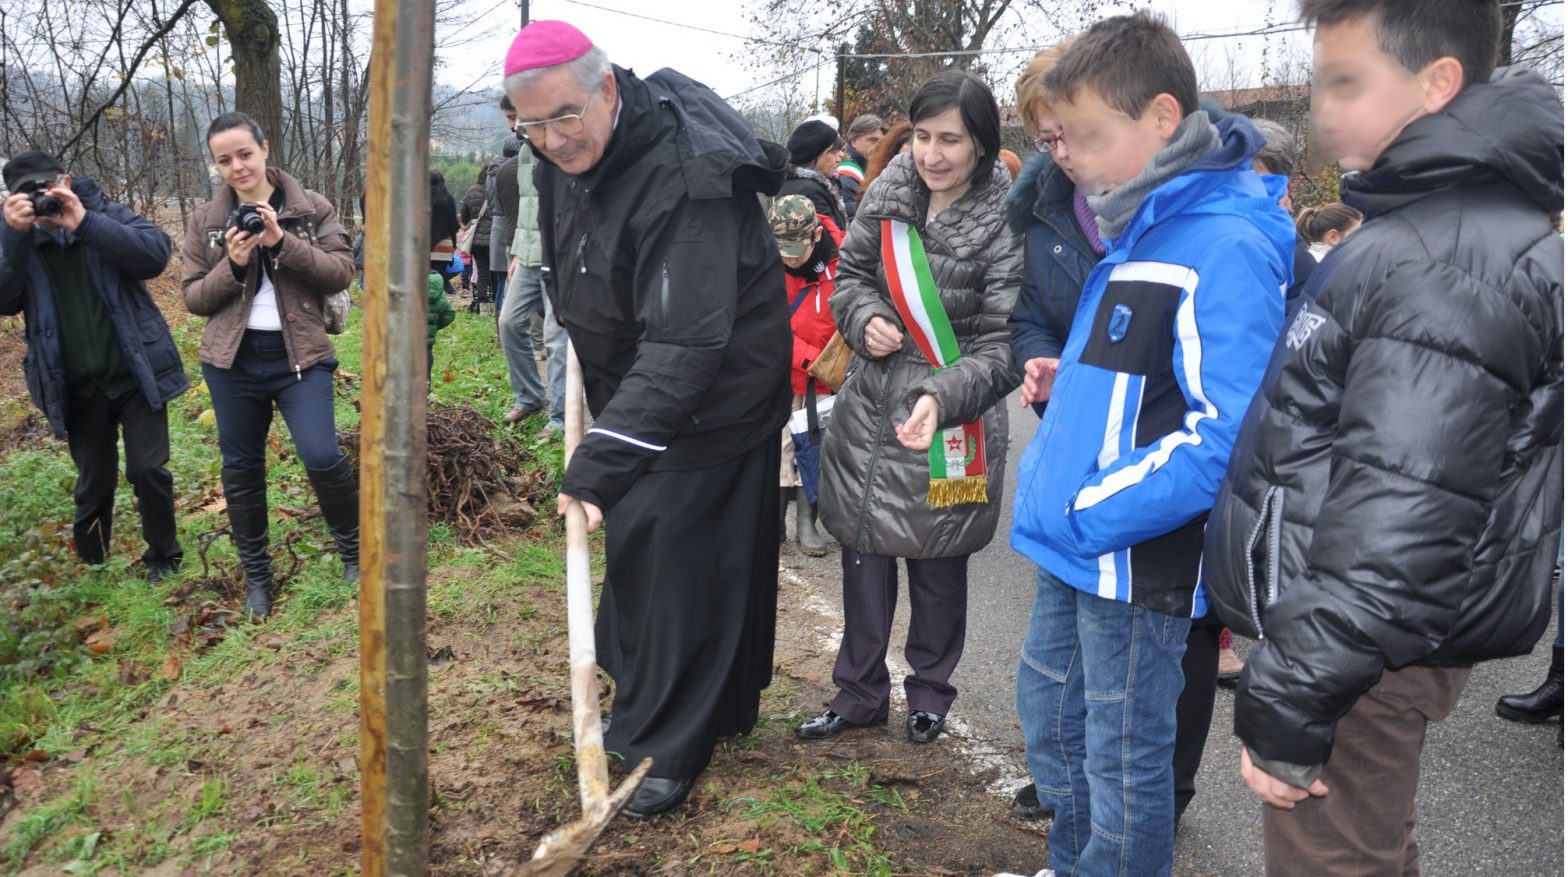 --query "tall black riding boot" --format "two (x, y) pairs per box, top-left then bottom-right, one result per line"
(307, 457), (360, 582)
(795, 487), (827, 557)
(222, 467), (274, 619)
(1497, 645), (1563, 723)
